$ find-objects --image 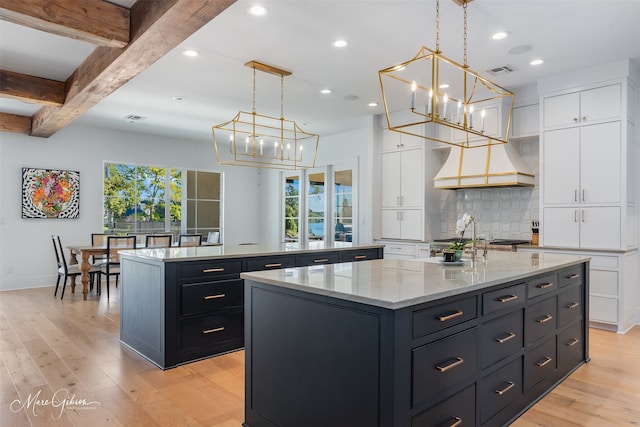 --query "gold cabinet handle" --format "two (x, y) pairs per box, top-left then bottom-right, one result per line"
(438, 310), (464, 322)
(567, 302), (580, 309)
(496, 332), (516, 343)
(536, 357), (552, 367)
(567, 274), (580, 279)
(203, 294), (225, 300)
(536, 314), (553, 324)
(448, 417), (462, 427)
(313, 259), (329, 263)
(354, 255), (367, 260)
(497, 294), (518, 303)
(567, 338), (580, 347)
(536, 282), (554, 289)
(203, 268), (225, 273)
(264, 263), (282, 268)
(203, 327), (224, 334)
(495, 381), (515, 395)
(436, 357), (464, 372)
